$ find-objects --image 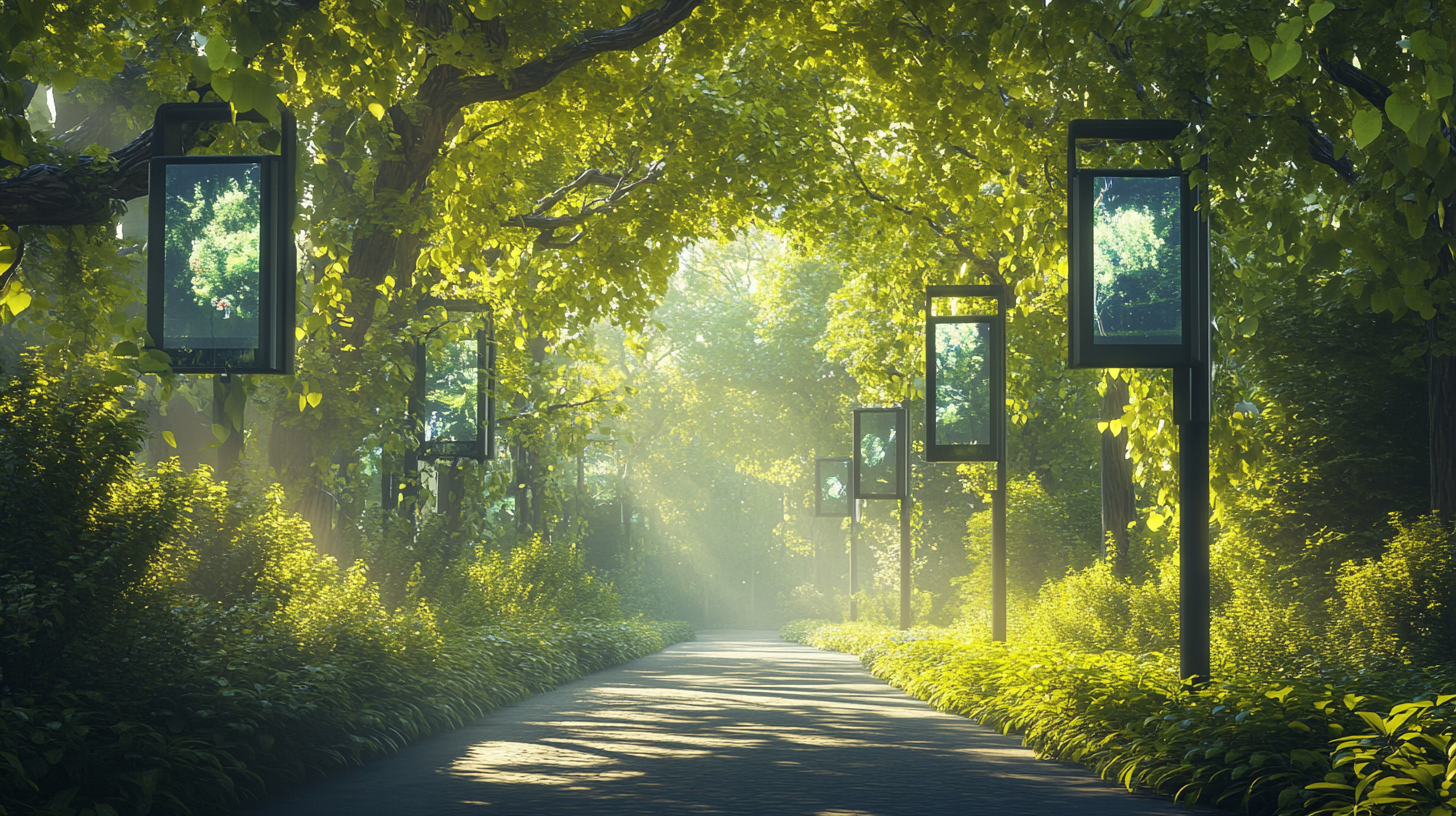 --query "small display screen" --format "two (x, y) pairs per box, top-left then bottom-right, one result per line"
(934, 321), (992, 446)
(160, 161), (265, 365)
(1092, 175), (1182, 344)
(857, 411), (900, 496)
(423, 337), (480, 451)
(817, 459), (850, 516)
